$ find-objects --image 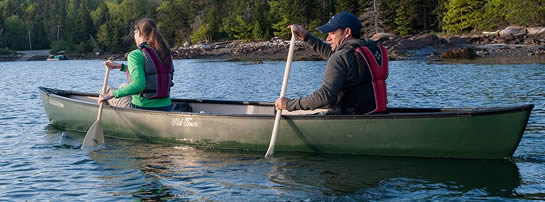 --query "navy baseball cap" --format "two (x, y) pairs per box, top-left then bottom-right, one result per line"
(317, 11), (361, 36)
